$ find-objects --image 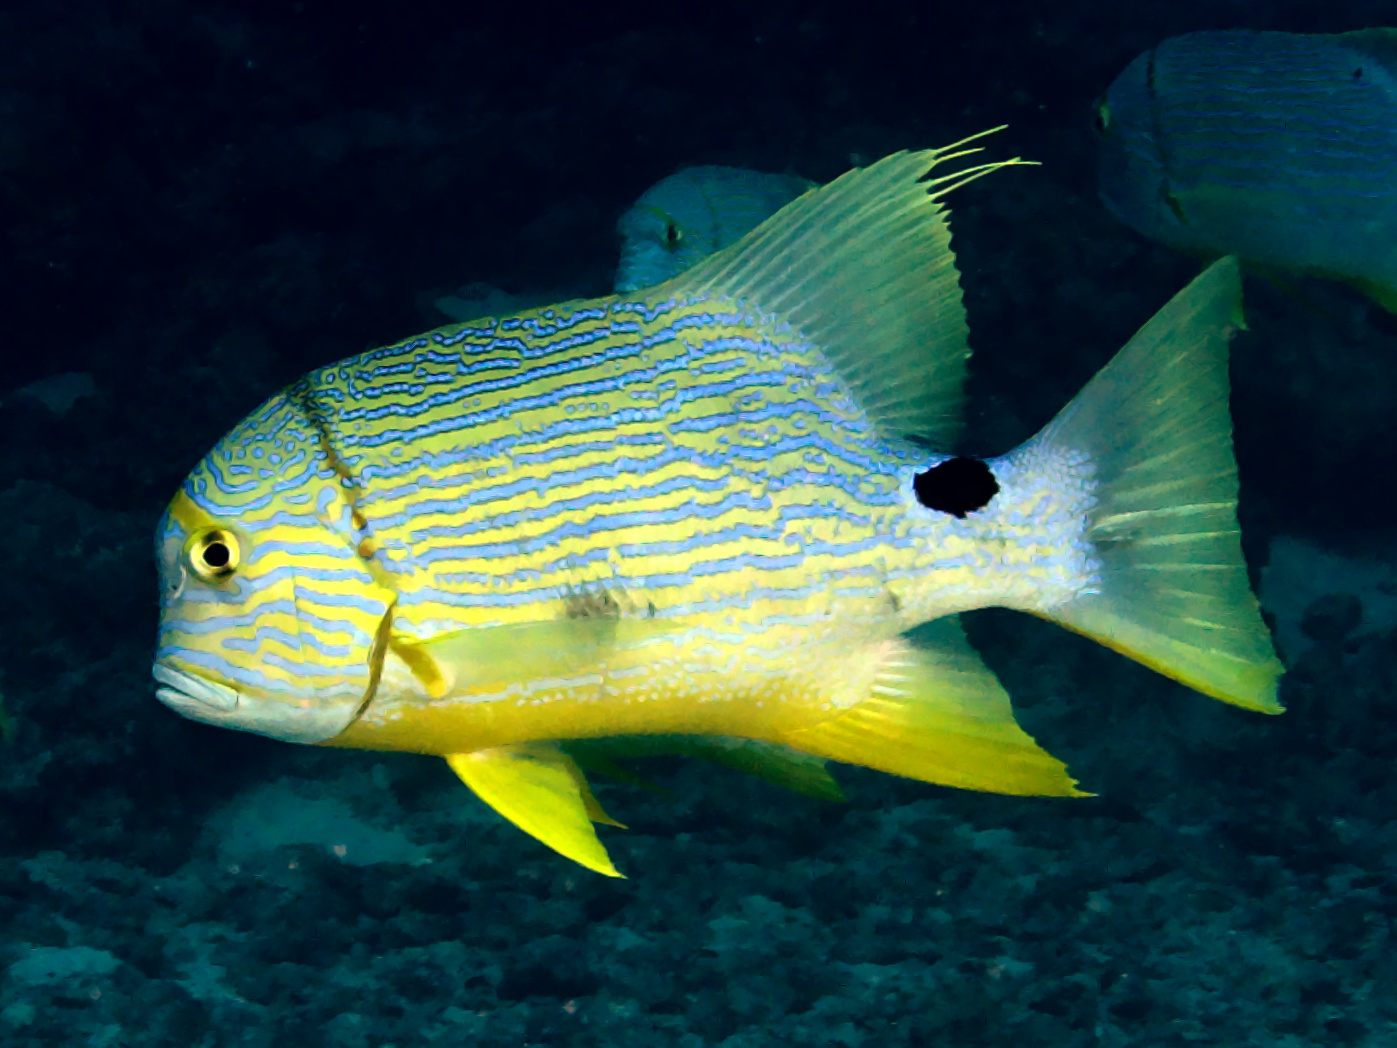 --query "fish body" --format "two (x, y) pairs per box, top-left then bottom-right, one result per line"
(614, 165), (814, 292)
(155, 143), (1283, 876)
(1096, 29), (1397, 311)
